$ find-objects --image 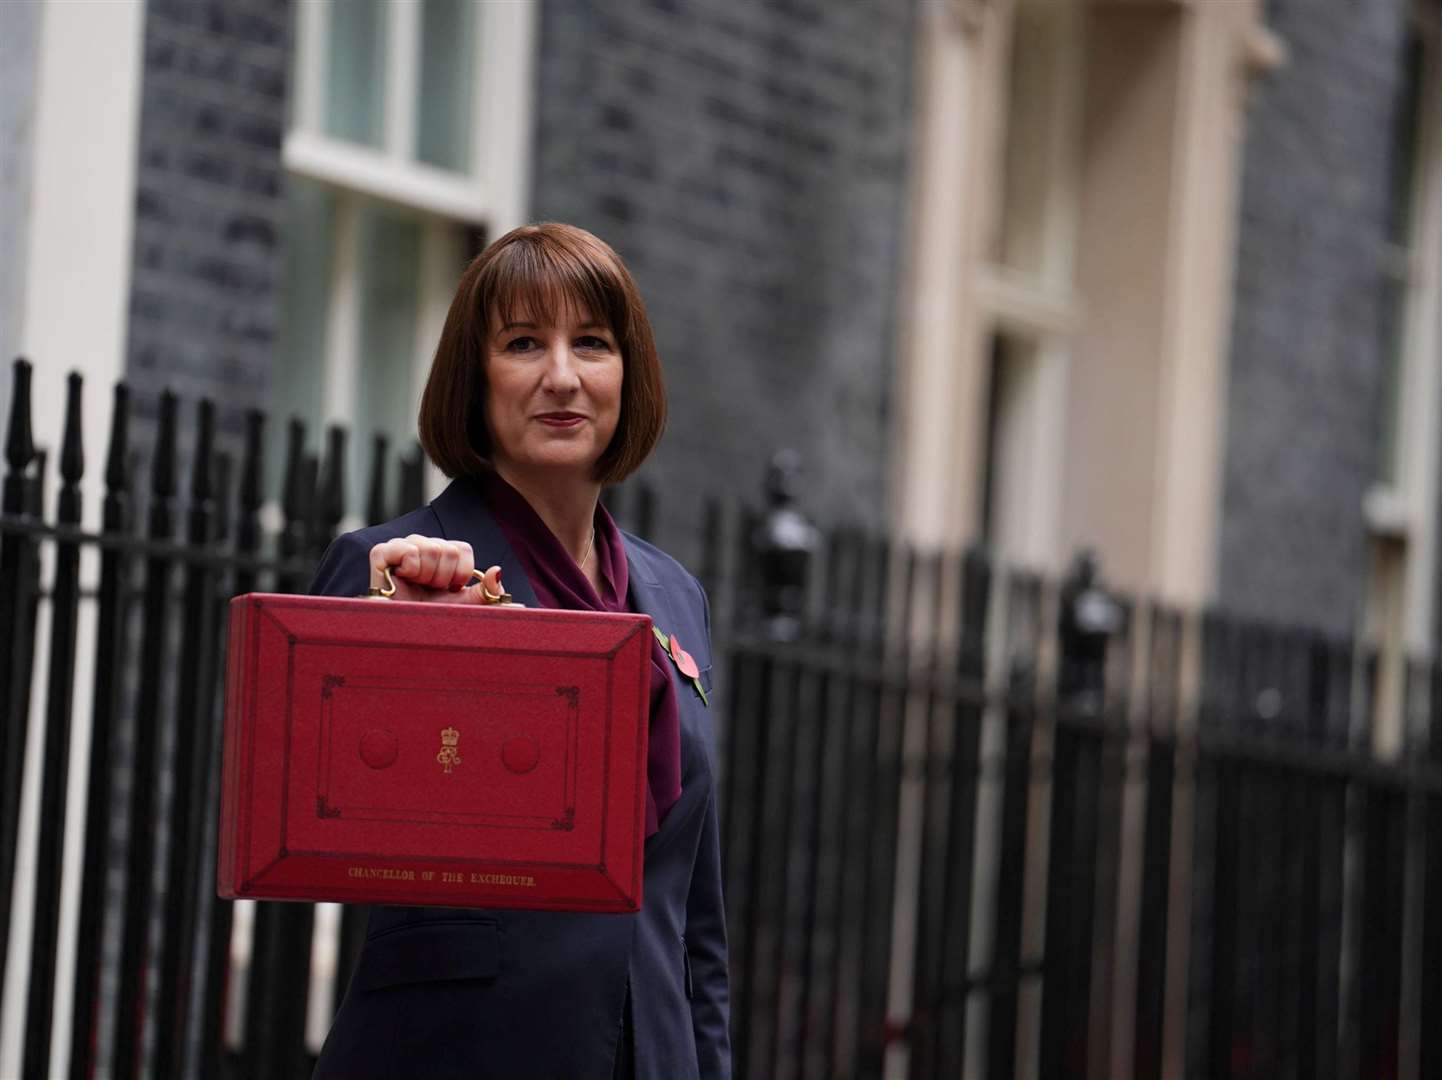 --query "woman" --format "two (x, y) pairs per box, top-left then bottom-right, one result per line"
(307, 223), (730, 1080)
